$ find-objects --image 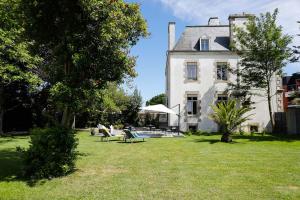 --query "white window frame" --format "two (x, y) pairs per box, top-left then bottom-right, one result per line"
(216, 94), (228, 105)
(200, 38), (209, 51)
(186, 62), (198, 80)
(187, 96), (198, 115)
(216, 62), (228, 81)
